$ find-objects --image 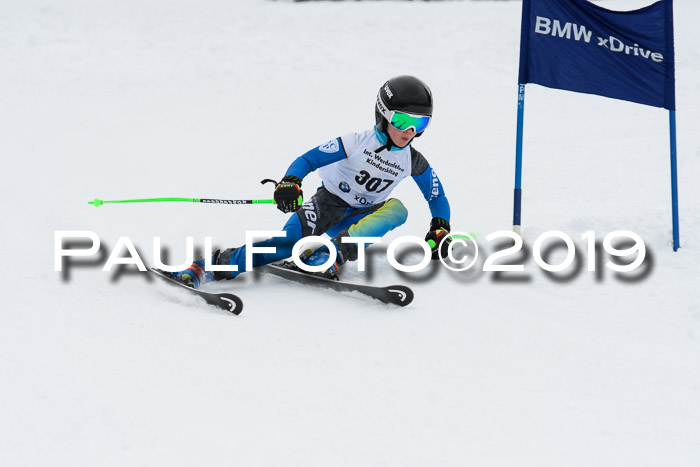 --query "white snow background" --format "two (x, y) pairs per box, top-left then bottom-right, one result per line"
(1, 0), (699, 465)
